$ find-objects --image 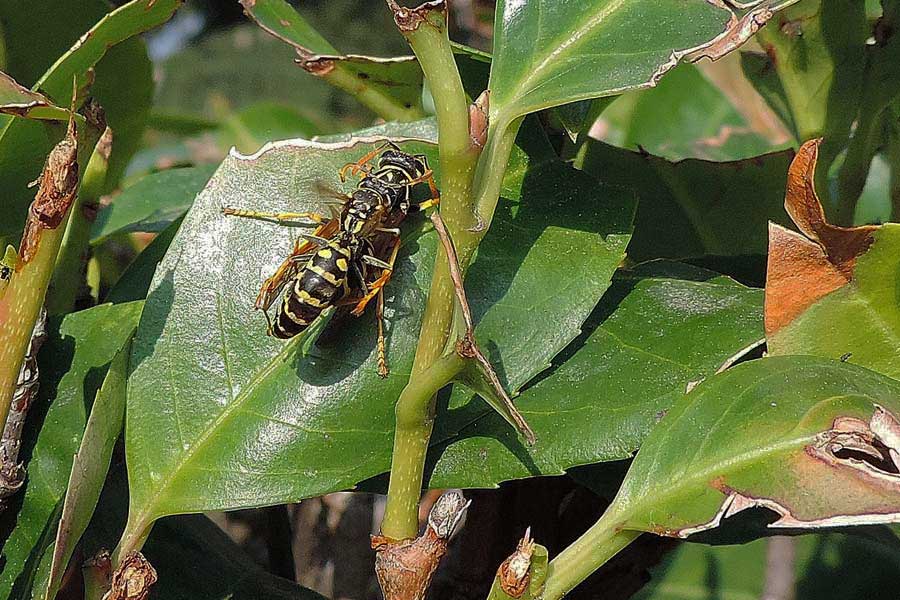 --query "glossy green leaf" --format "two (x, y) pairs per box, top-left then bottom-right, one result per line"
(425, 262), (764, 489)
(582, 141), (793, 260)
(0, 0), (178, 238)
(0, 302), (143, 598)
(91, 166), (216, 244)
(0, 70), (68, 120)
(487, 0), (734, 128)
(44, 339), (131, 600)
(105, 218), (184, 305)
(633, 532), (900, 600)
(608, 356), (900, 538)
(123, 133), (634, 539)
(768, 224), (900, 380)
(599, 63), (778, 162)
